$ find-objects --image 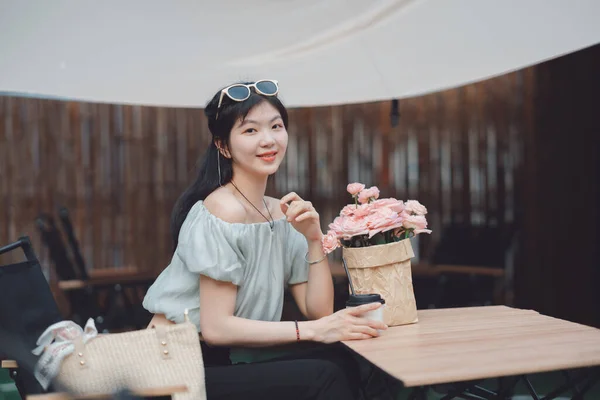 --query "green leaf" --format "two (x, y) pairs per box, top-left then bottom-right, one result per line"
(370, 233), (386, 245)
(386, 230), (394, 243)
